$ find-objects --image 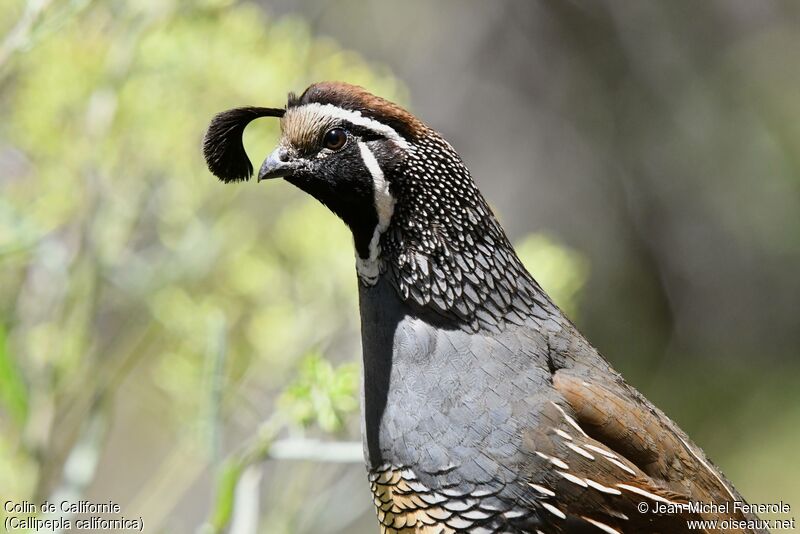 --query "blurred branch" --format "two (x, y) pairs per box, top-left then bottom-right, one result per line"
(228, 465), (261, 534)
(198, 415), (362, 534)
(33, 322), (158, 503)
(268, 438), (362, 463)
(199, 417), (282, 534)
(43, 405), (109, 527)
(127, 436), (208, 532)
(205, 311), (228, 463)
